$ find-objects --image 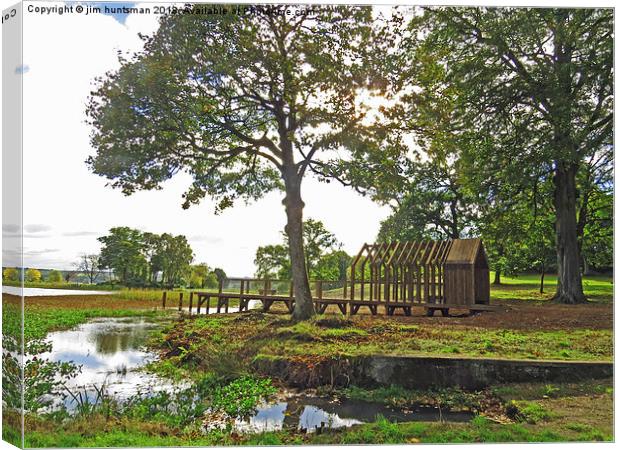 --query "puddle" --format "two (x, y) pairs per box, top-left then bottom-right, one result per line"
(230, 396), (472, 433)
(39, 317), (175, 409)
